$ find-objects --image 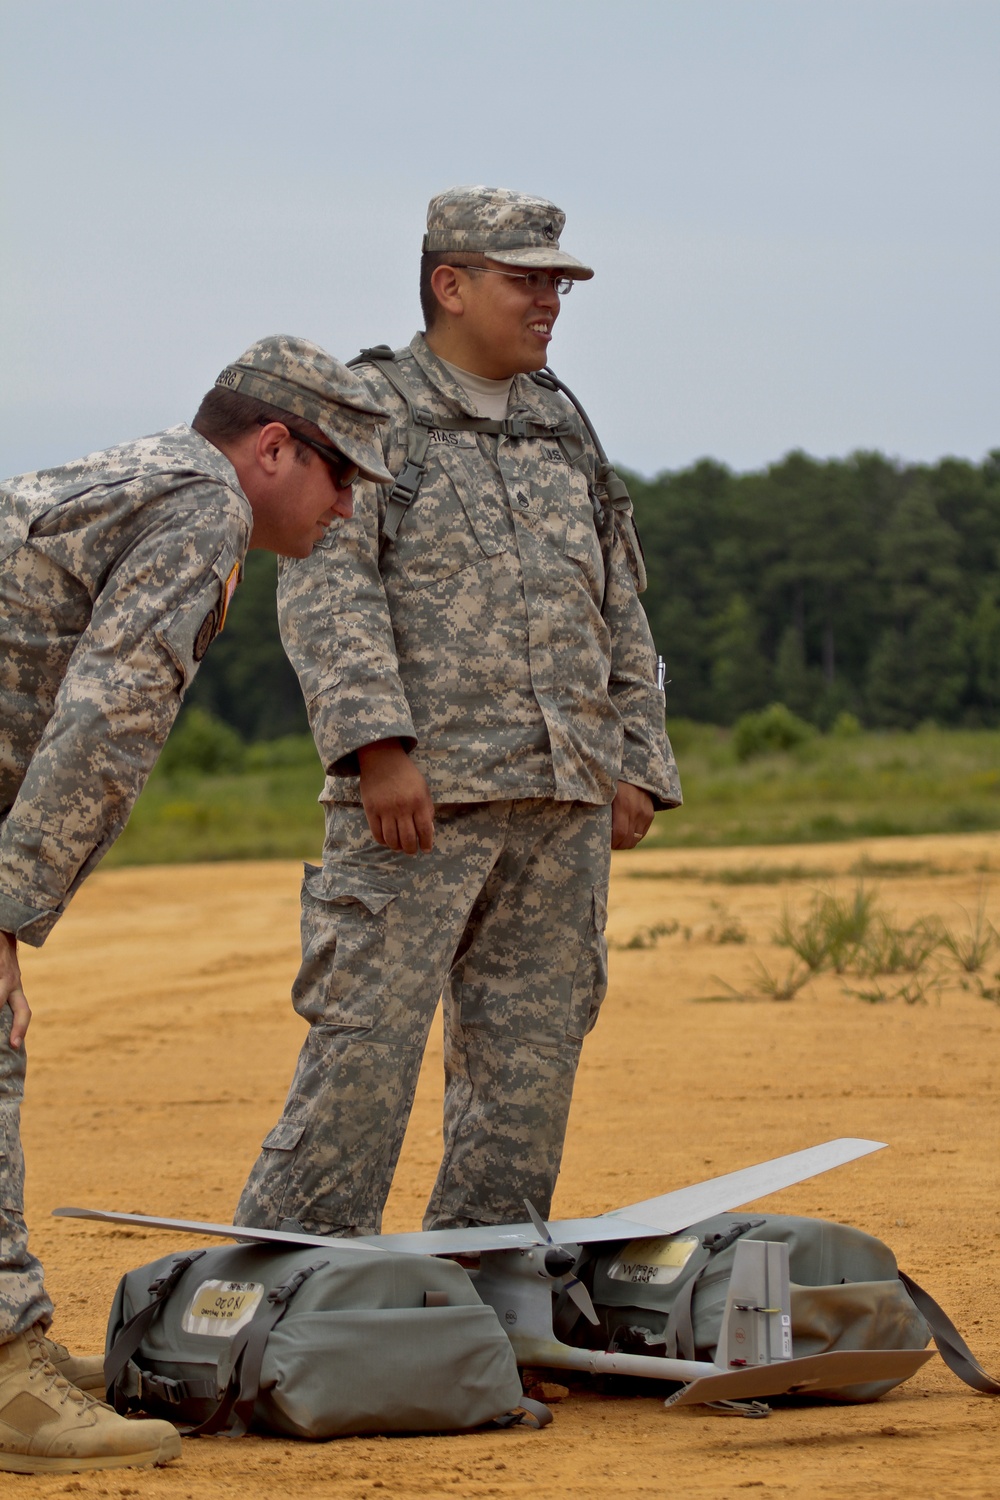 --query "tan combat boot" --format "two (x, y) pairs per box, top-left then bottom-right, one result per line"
(40, 1335), (105, 1396)
(0, 1326), (181, 1474)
